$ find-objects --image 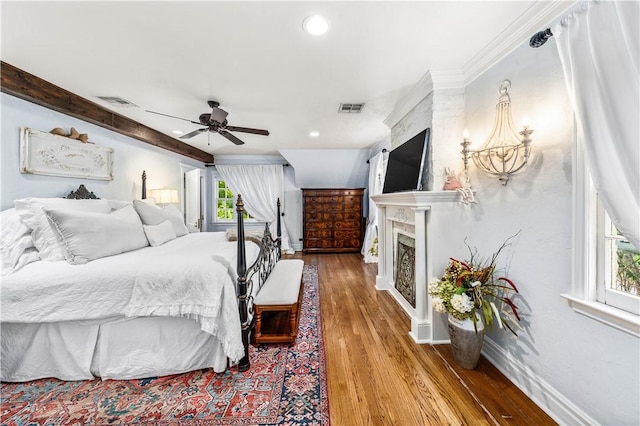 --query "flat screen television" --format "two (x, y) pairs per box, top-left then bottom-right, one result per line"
(382, 128), (431, 193)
